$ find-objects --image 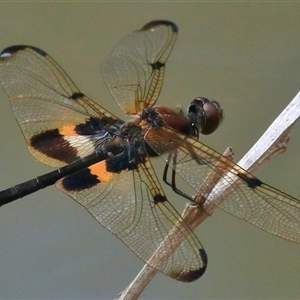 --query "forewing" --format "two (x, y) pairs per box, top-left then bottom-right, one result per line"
(102, 20), (178, 115)
(0, 45), (122, 167)
(218, 179), (300, 243)
(56, 157), (207, 282)
(146, 127), (300, 243)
